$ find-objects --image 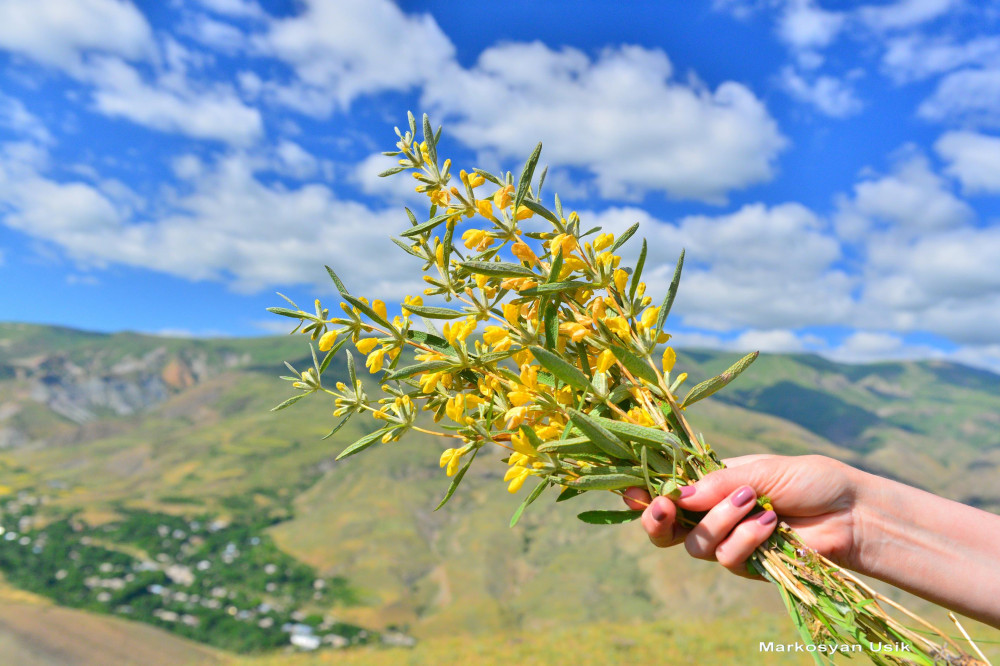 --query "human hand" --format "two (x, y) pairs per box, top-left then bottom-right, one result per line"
(623, 454), (862, 578)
